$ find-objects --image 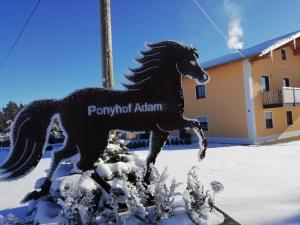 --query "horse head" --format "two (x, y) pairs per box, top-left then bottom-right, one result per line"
(146, 41), (210, 85)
